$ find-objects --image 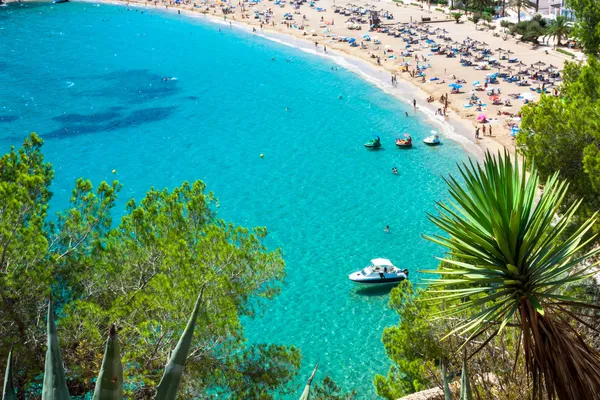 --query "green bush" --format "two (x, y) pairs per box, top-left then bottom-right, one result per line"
(500, 20), (515, 28)
(451, 11), (462, 22)
(556, 48), (576, 58)
(472, 13), (481, 24)
(511, 15), (548, 44)
(435, 7), (445, 12)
